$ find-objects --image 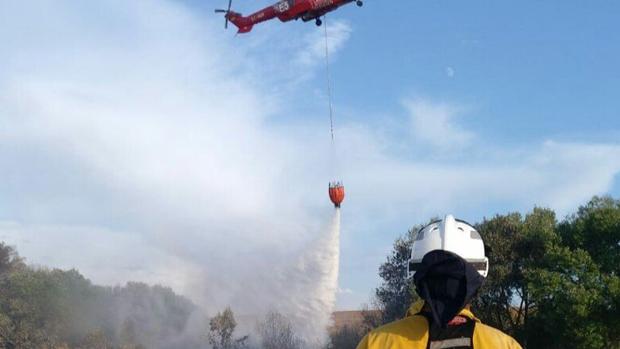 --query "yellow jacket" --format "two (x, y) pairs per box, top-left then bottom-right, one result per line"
(356, 302), (522, 349)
